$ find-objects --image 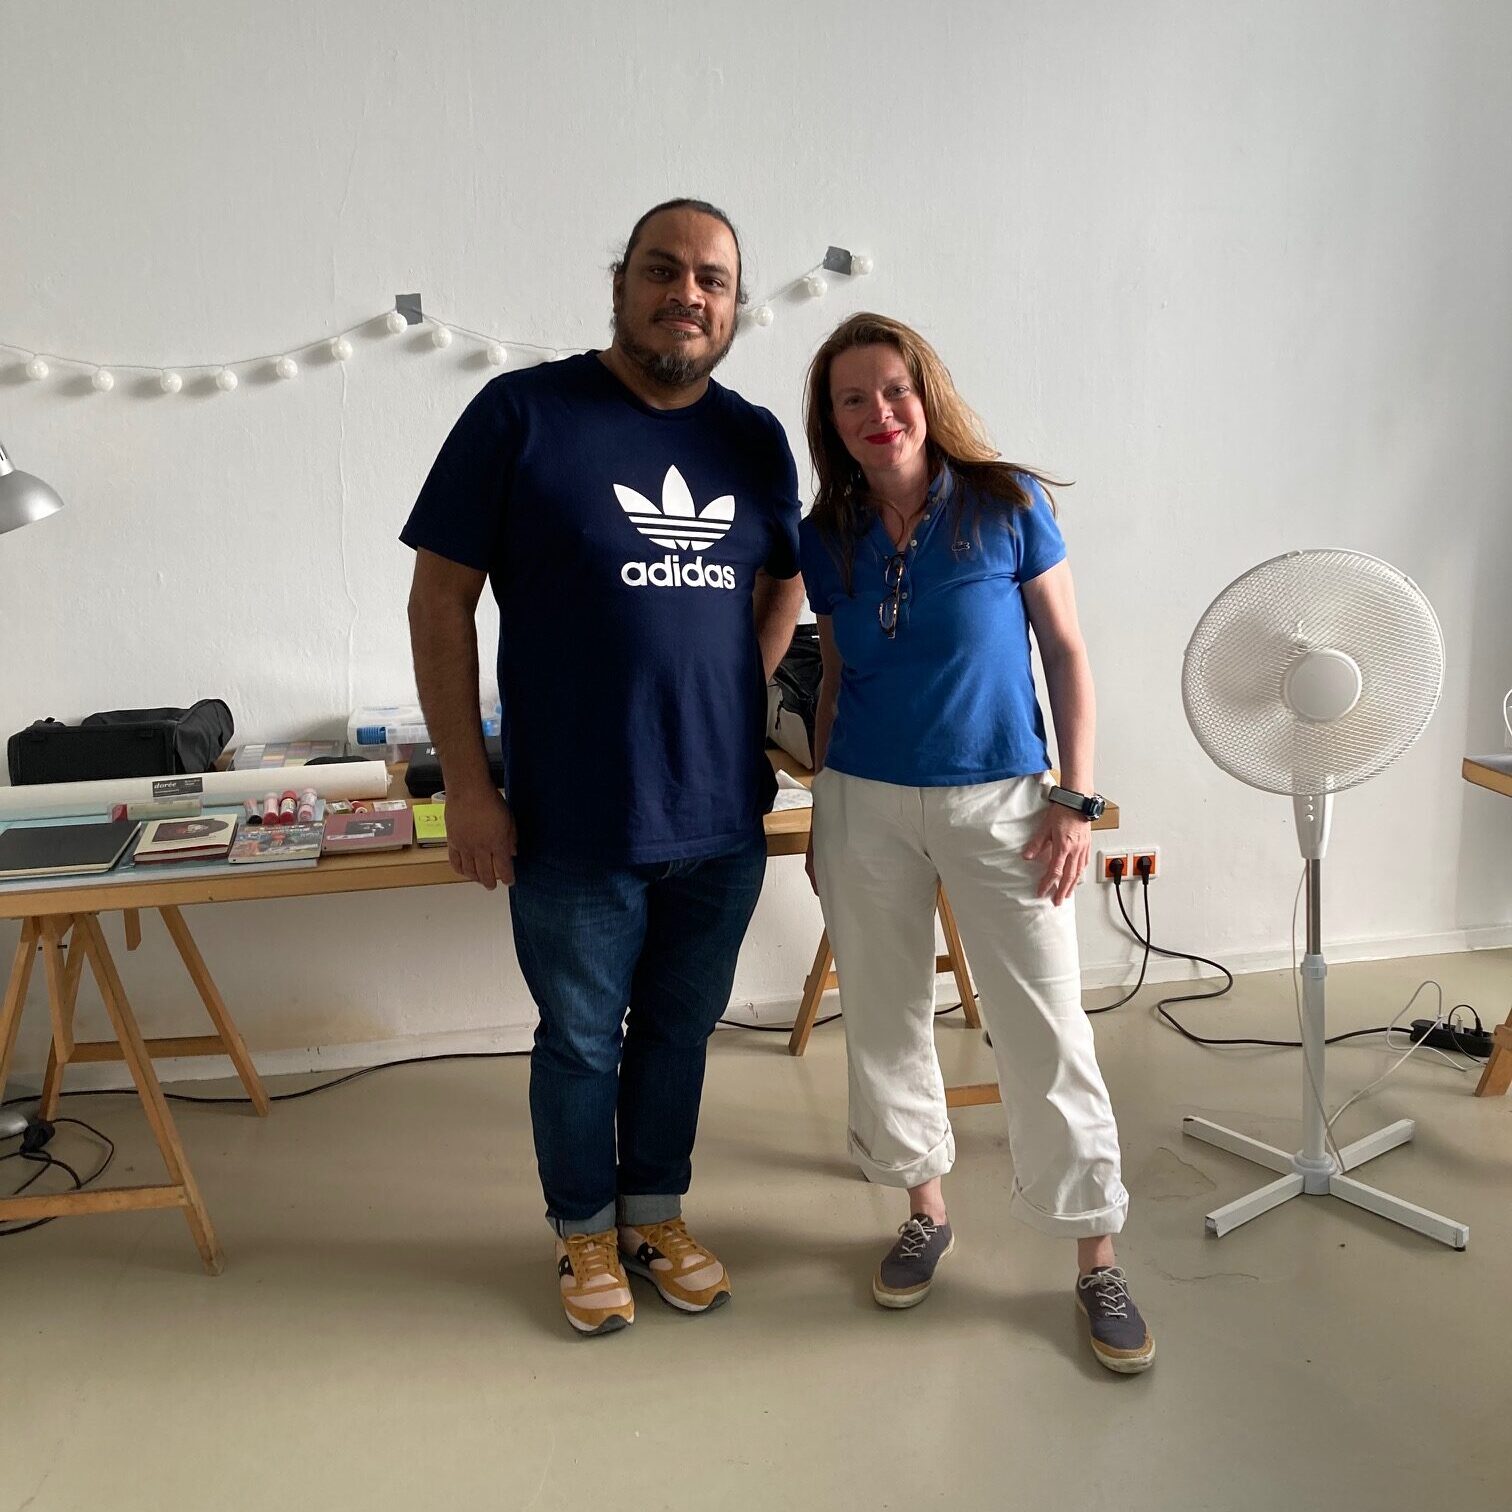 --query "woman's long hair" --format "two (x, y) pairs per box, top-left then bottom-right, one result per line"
(803, 312), (1062, 594)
